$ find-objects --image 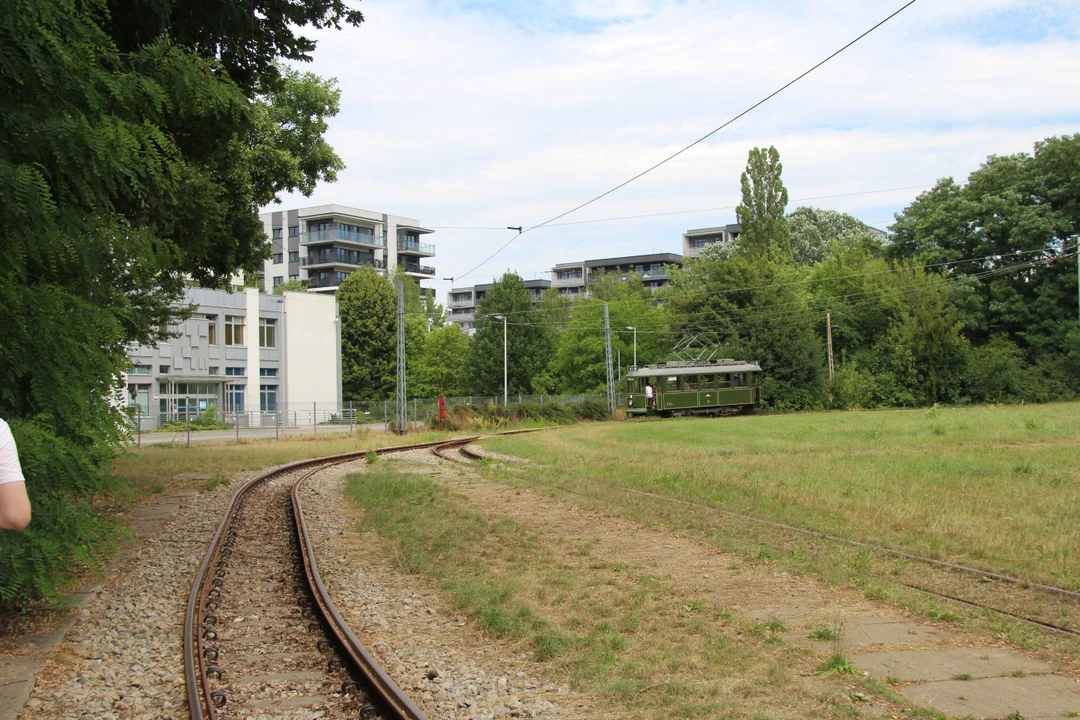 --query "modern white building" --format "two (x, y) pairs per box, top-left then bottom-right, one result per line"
(259, 204), (436, 295)
(448, 279), (551, 335)
(123, 286), (341, 430)
(682, 223), (741, 258)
